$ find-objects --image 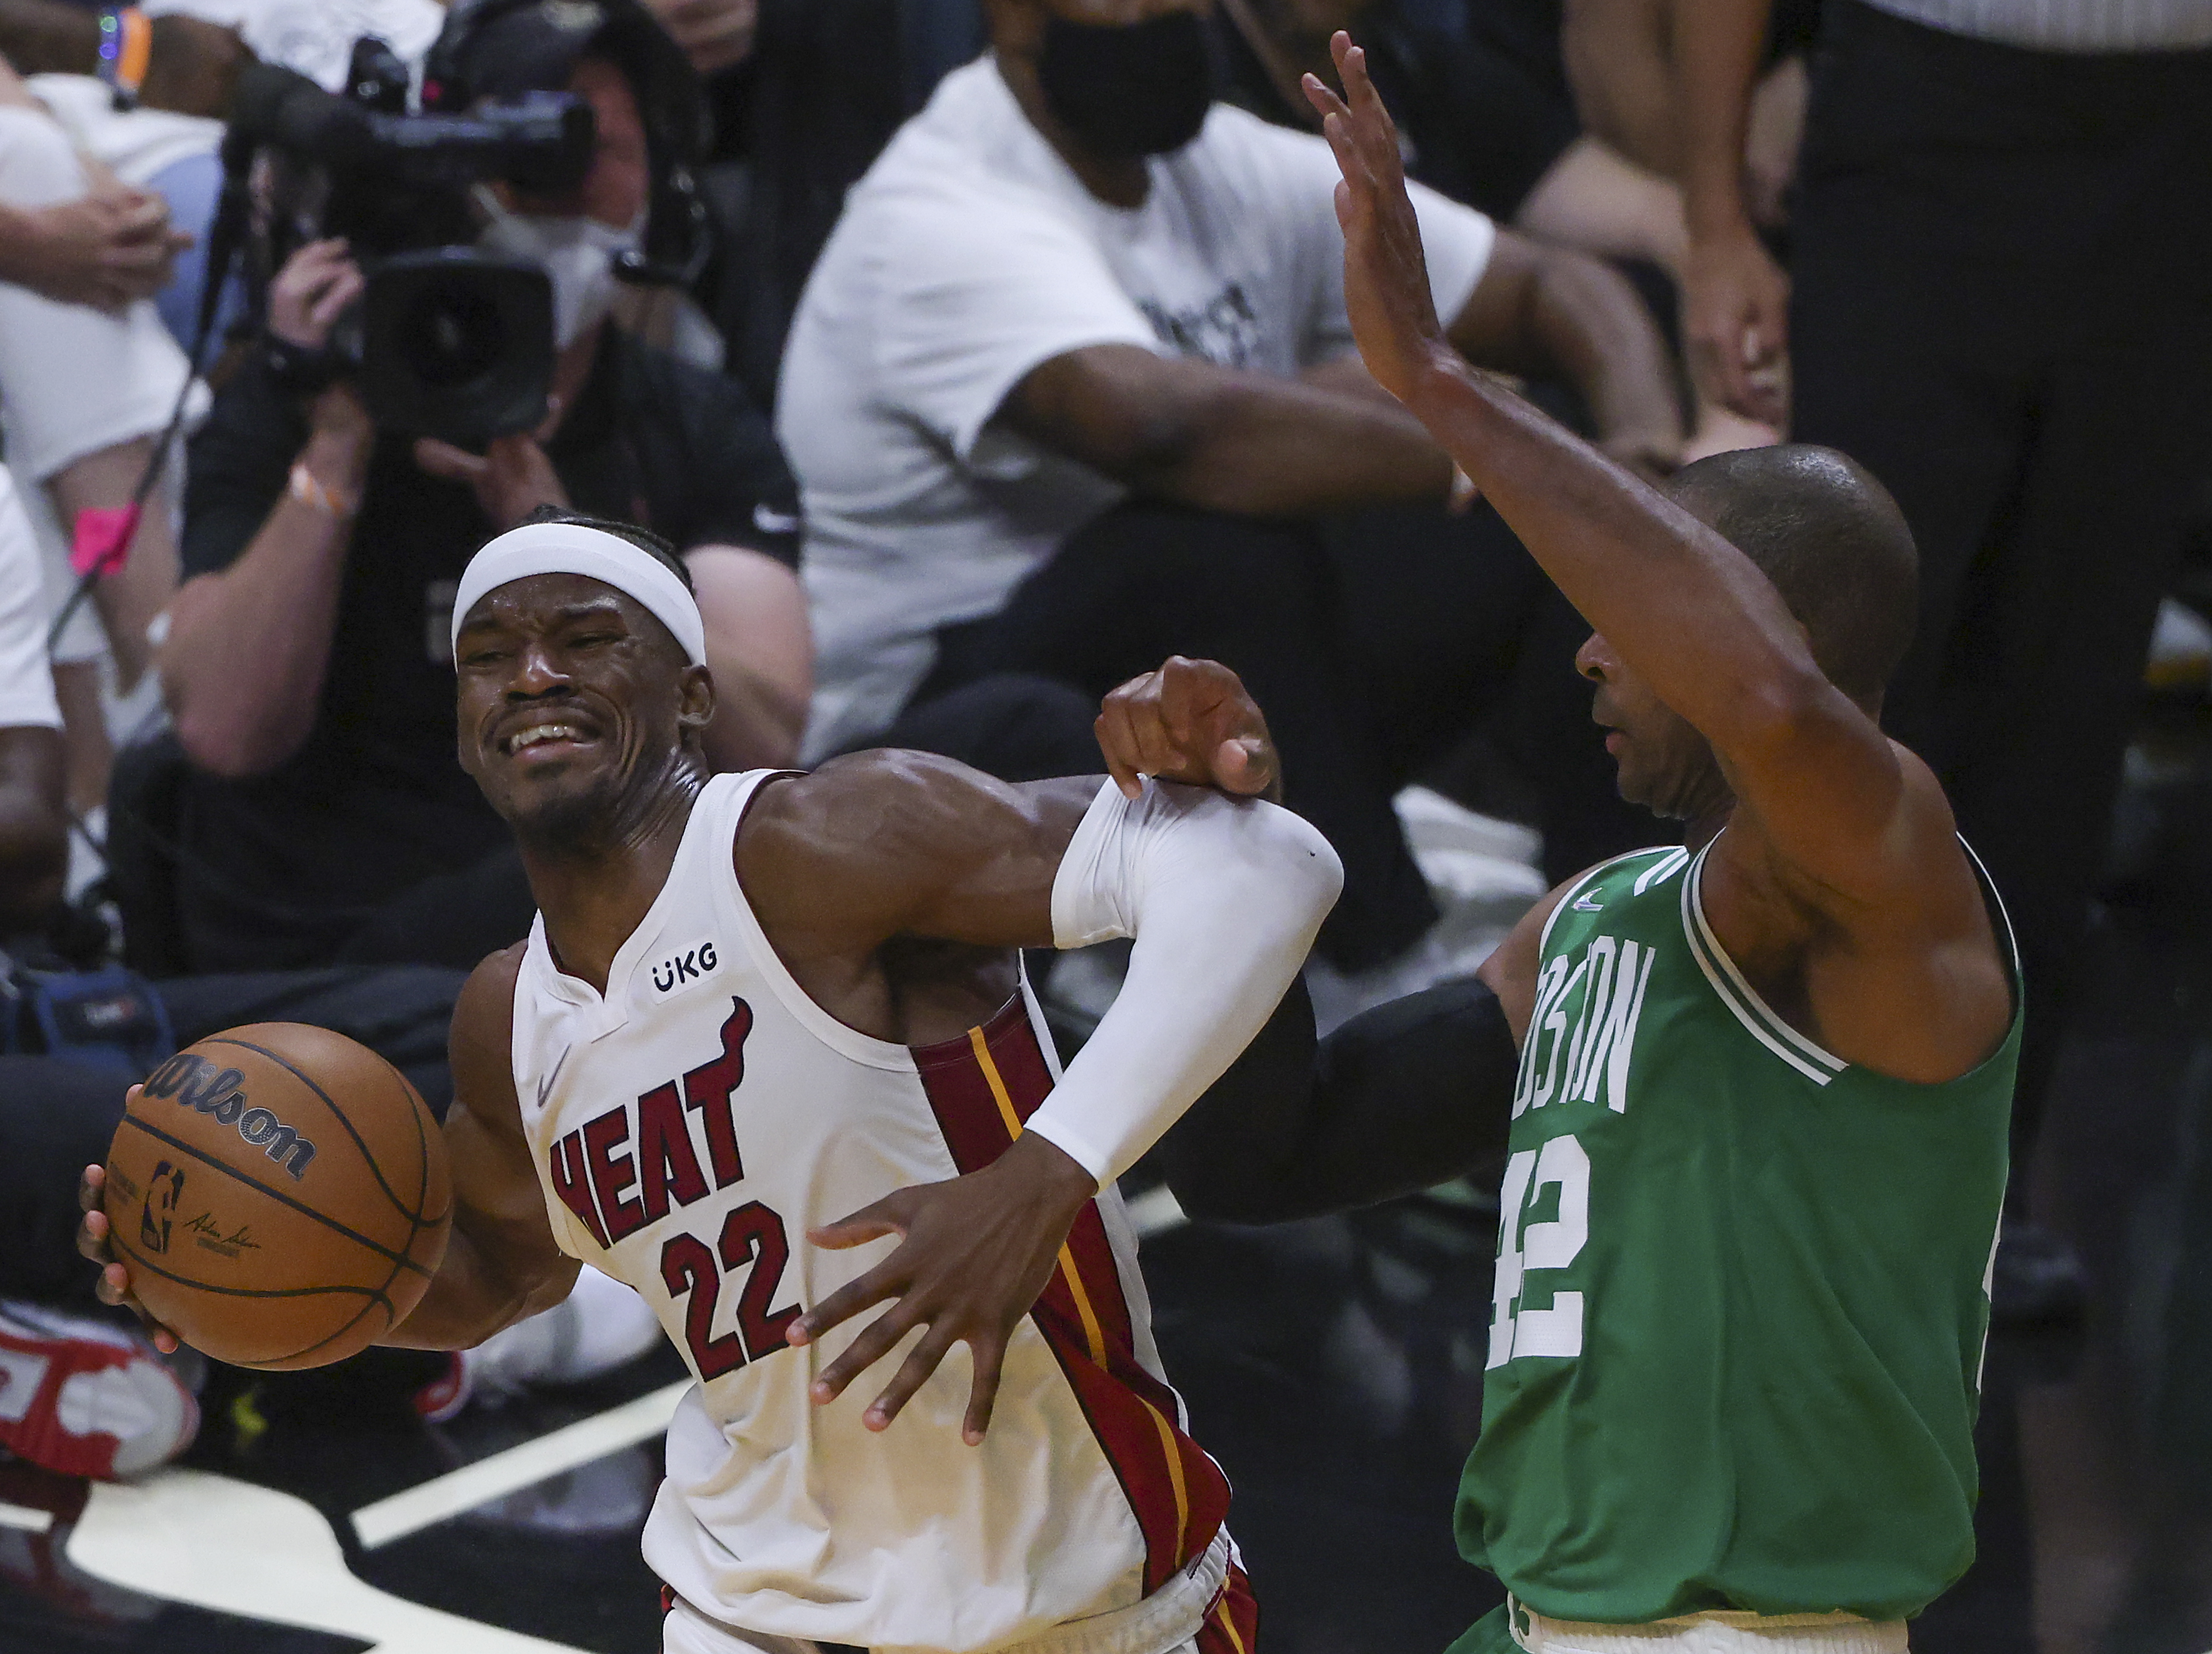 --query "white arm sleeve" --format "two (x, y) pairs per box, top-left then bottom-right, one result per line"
(1026, 780), (1343, 1187)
